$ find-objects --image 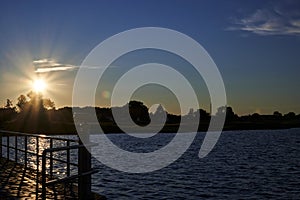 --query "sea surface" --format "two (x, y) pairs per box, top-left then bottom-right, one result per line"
(90, 129), (300, 199)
